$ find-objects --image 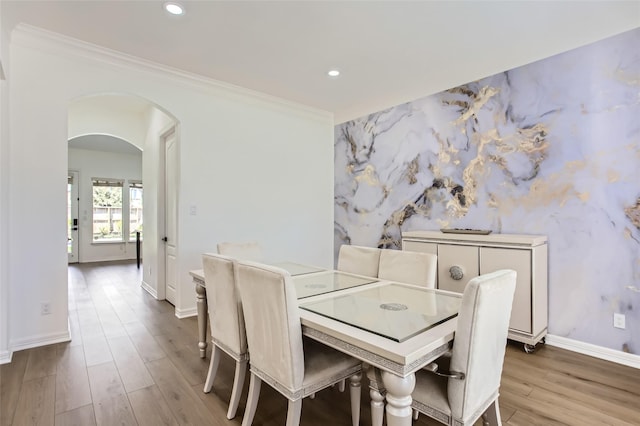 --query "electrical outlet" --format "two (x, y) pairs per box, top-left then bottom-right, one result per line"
(41, 302), (51, 315)
(613, 313), (625, 329)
